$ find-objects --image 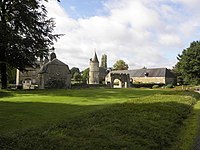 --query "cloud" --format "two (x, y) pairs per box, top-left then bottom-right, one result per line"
(44, 0), (200, 70)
